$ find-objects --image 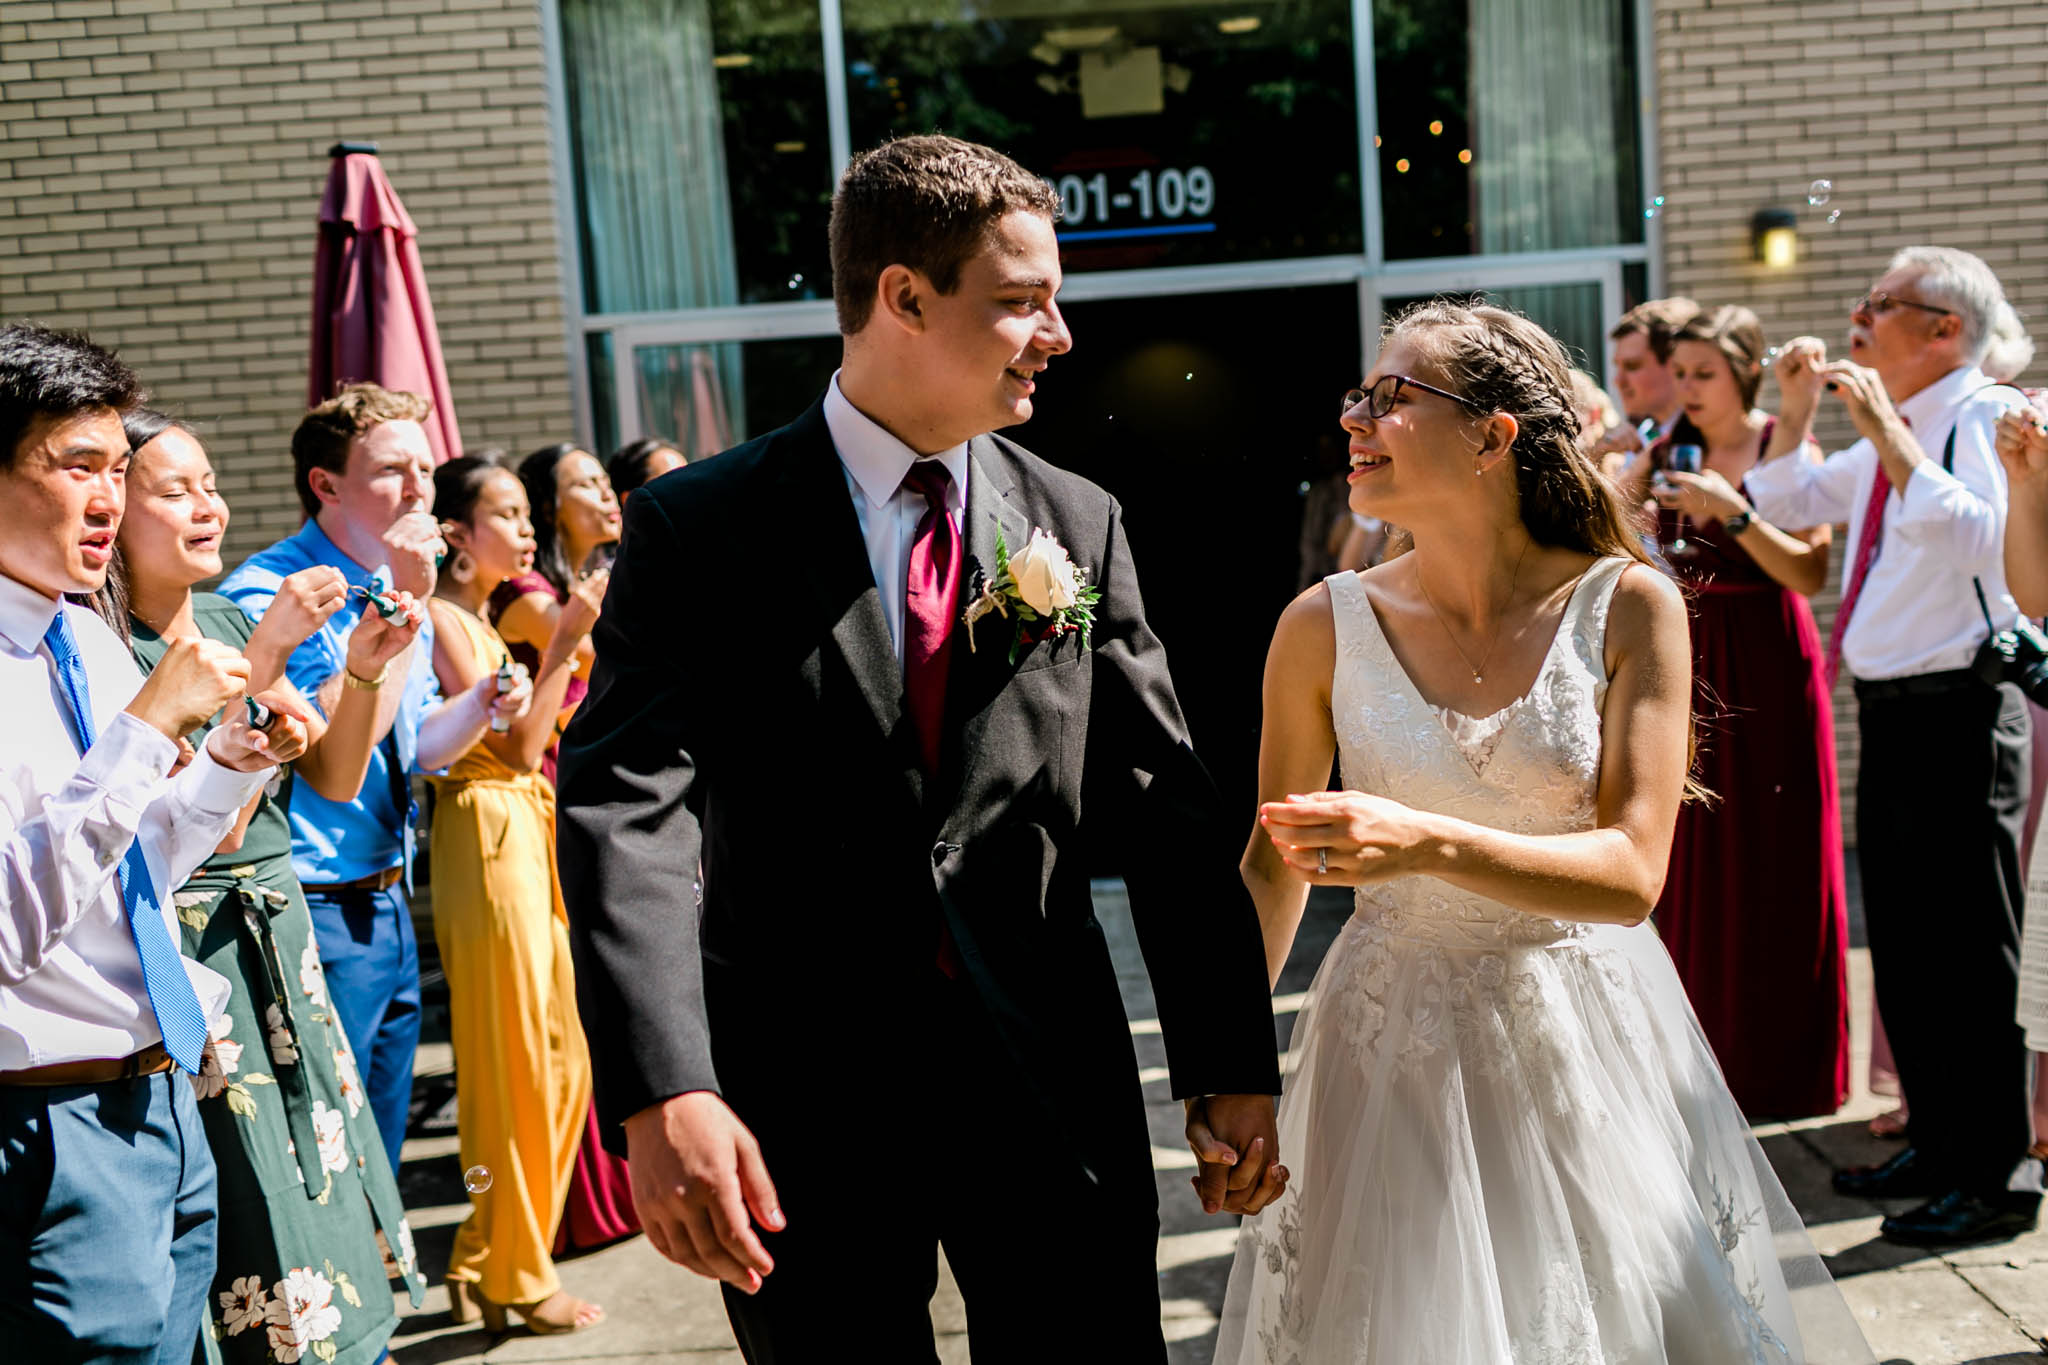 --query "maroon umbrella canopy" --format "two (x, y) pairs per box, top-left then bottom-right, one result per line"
(310, 148), (463, 464)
